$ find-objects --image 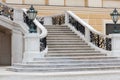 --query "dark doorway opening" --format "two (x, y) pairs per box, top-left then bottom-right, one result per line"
(0, 26), (11, 66)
